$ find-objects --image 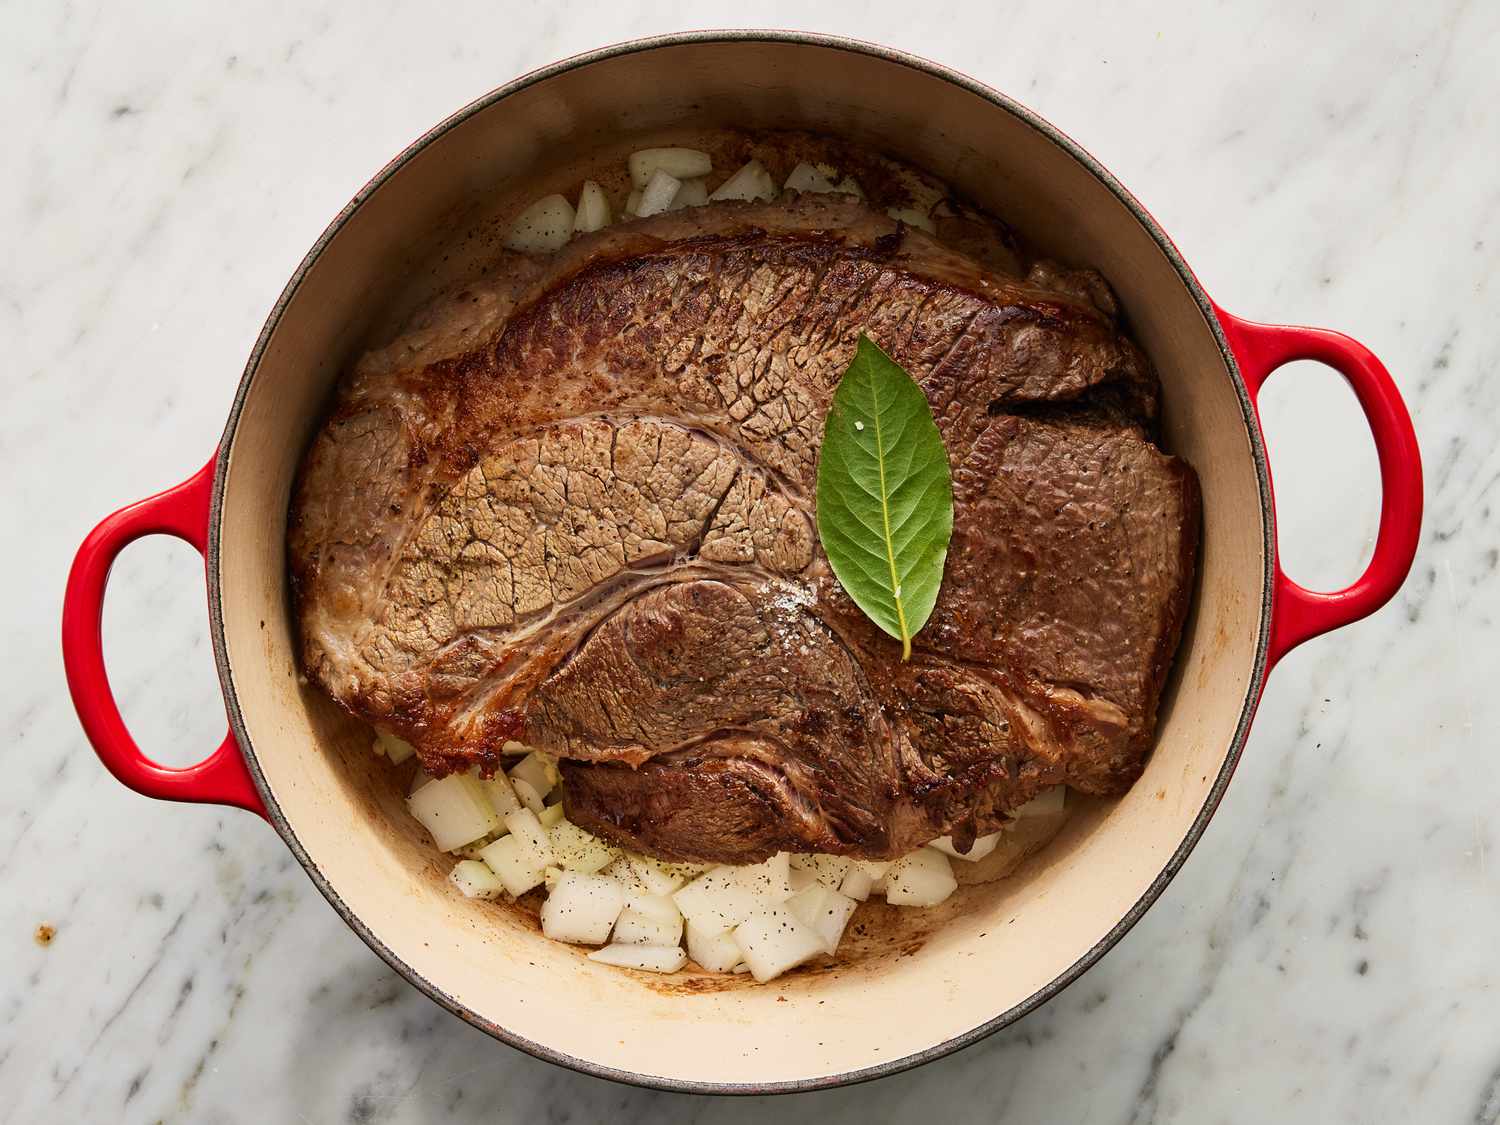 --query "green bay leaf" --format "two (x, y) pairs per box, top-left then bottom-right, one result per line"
(815, 334), (954, 660)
